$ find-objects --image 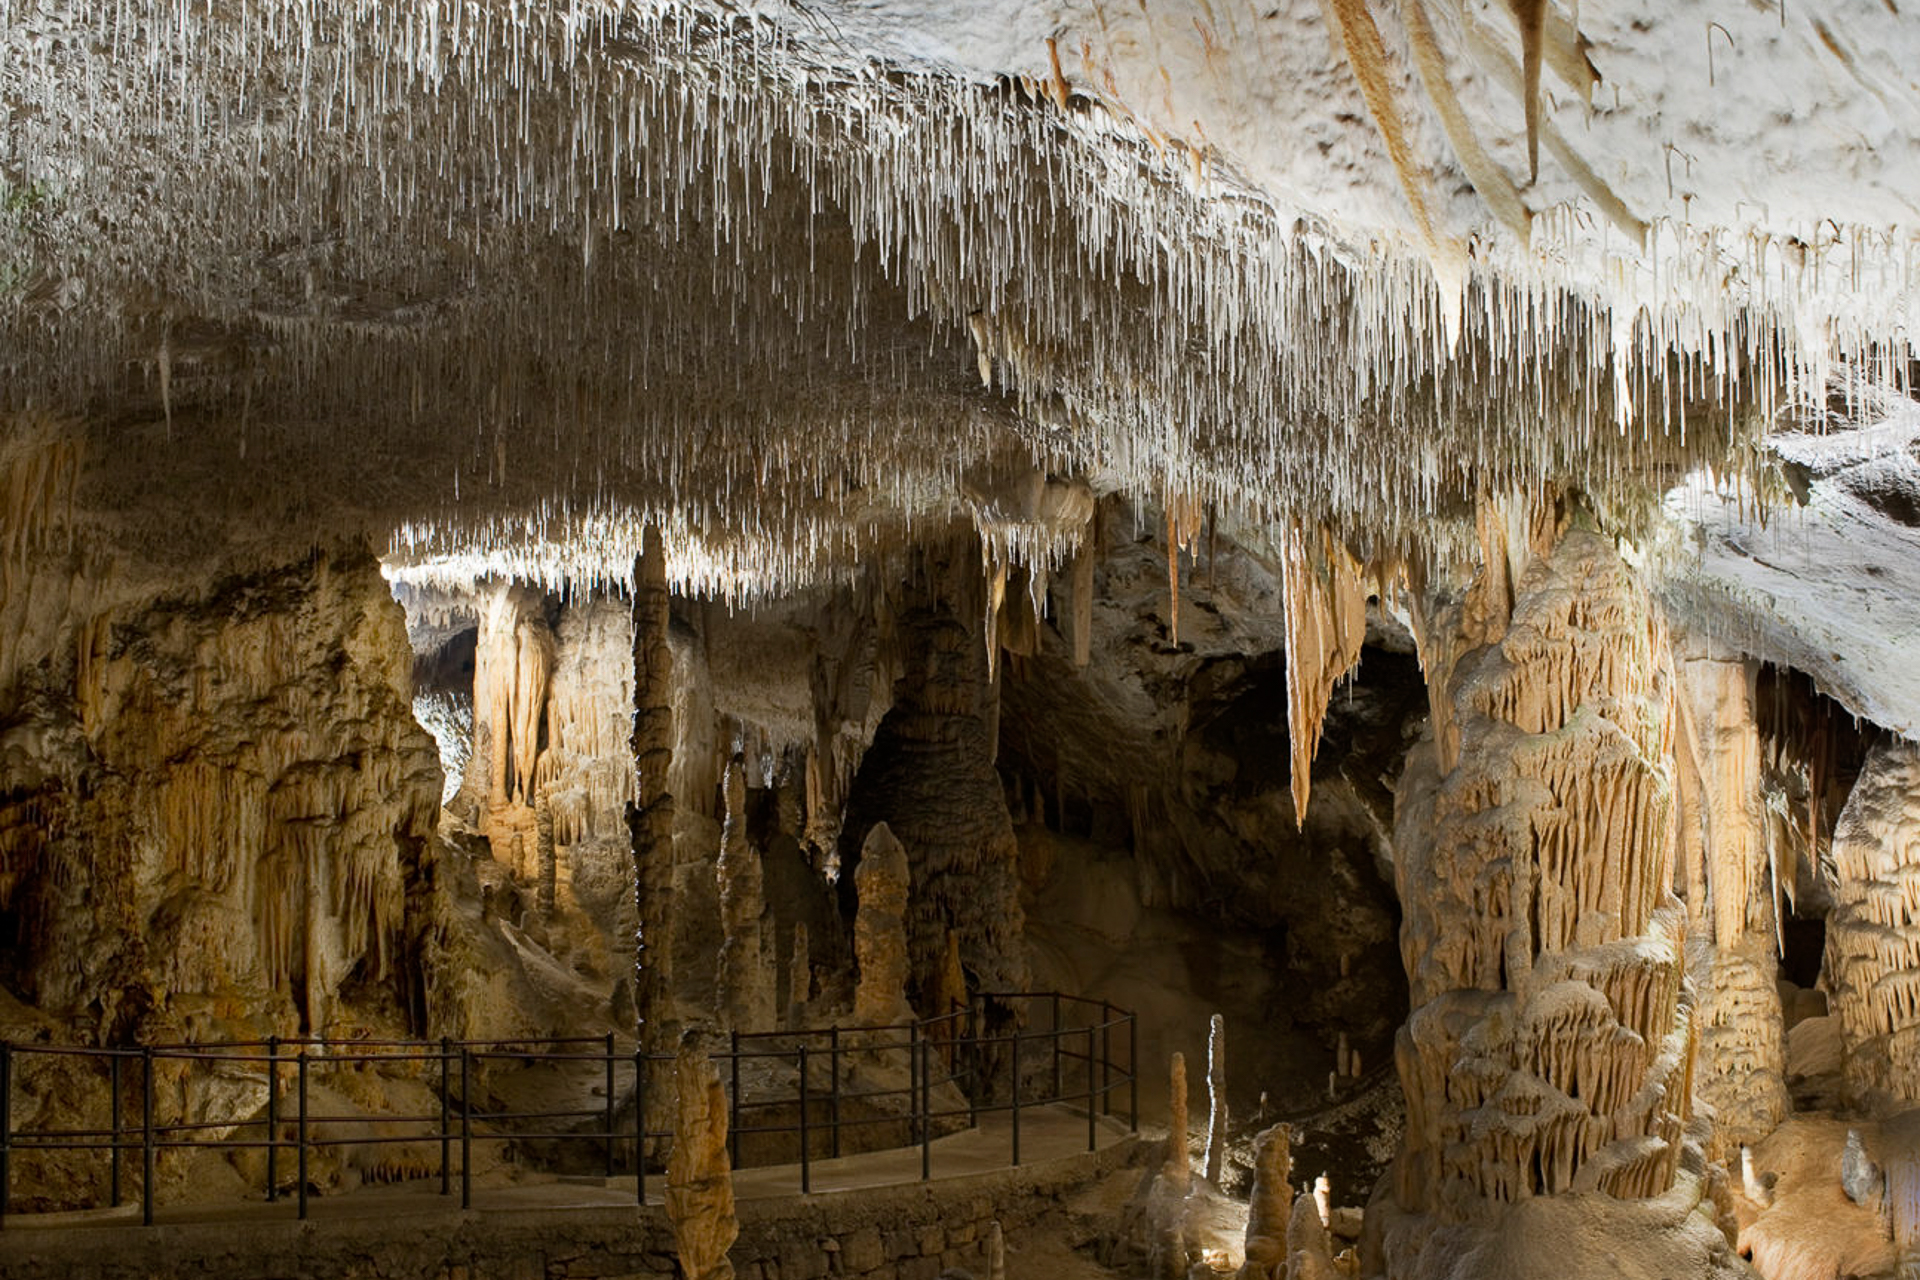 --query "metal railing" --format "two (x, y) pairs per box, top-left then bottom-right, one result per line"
(0, 991), (1135, 1225)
